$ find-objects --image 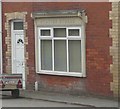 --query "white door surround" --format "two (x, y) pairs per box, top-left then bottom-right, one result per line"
(11, 20), (26, 89)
